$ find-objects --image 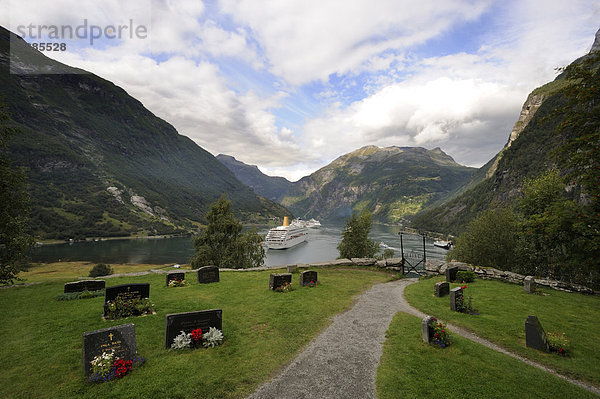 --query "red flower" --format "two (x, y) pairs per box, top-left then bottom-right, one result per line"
(191, 328), (203, 341)
(435, 333), (439, 337)
(441, 330), (445, 333)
